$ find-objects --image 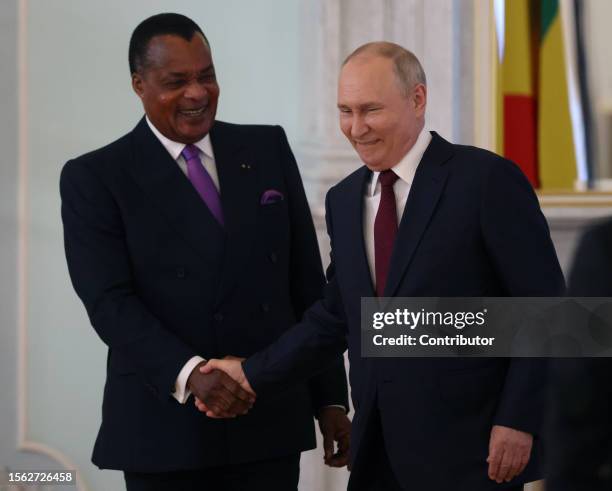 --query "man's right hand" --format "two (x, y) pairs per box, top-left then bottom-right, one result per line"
(187, 361), (255, 418)
(193, 358), (256, 418)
